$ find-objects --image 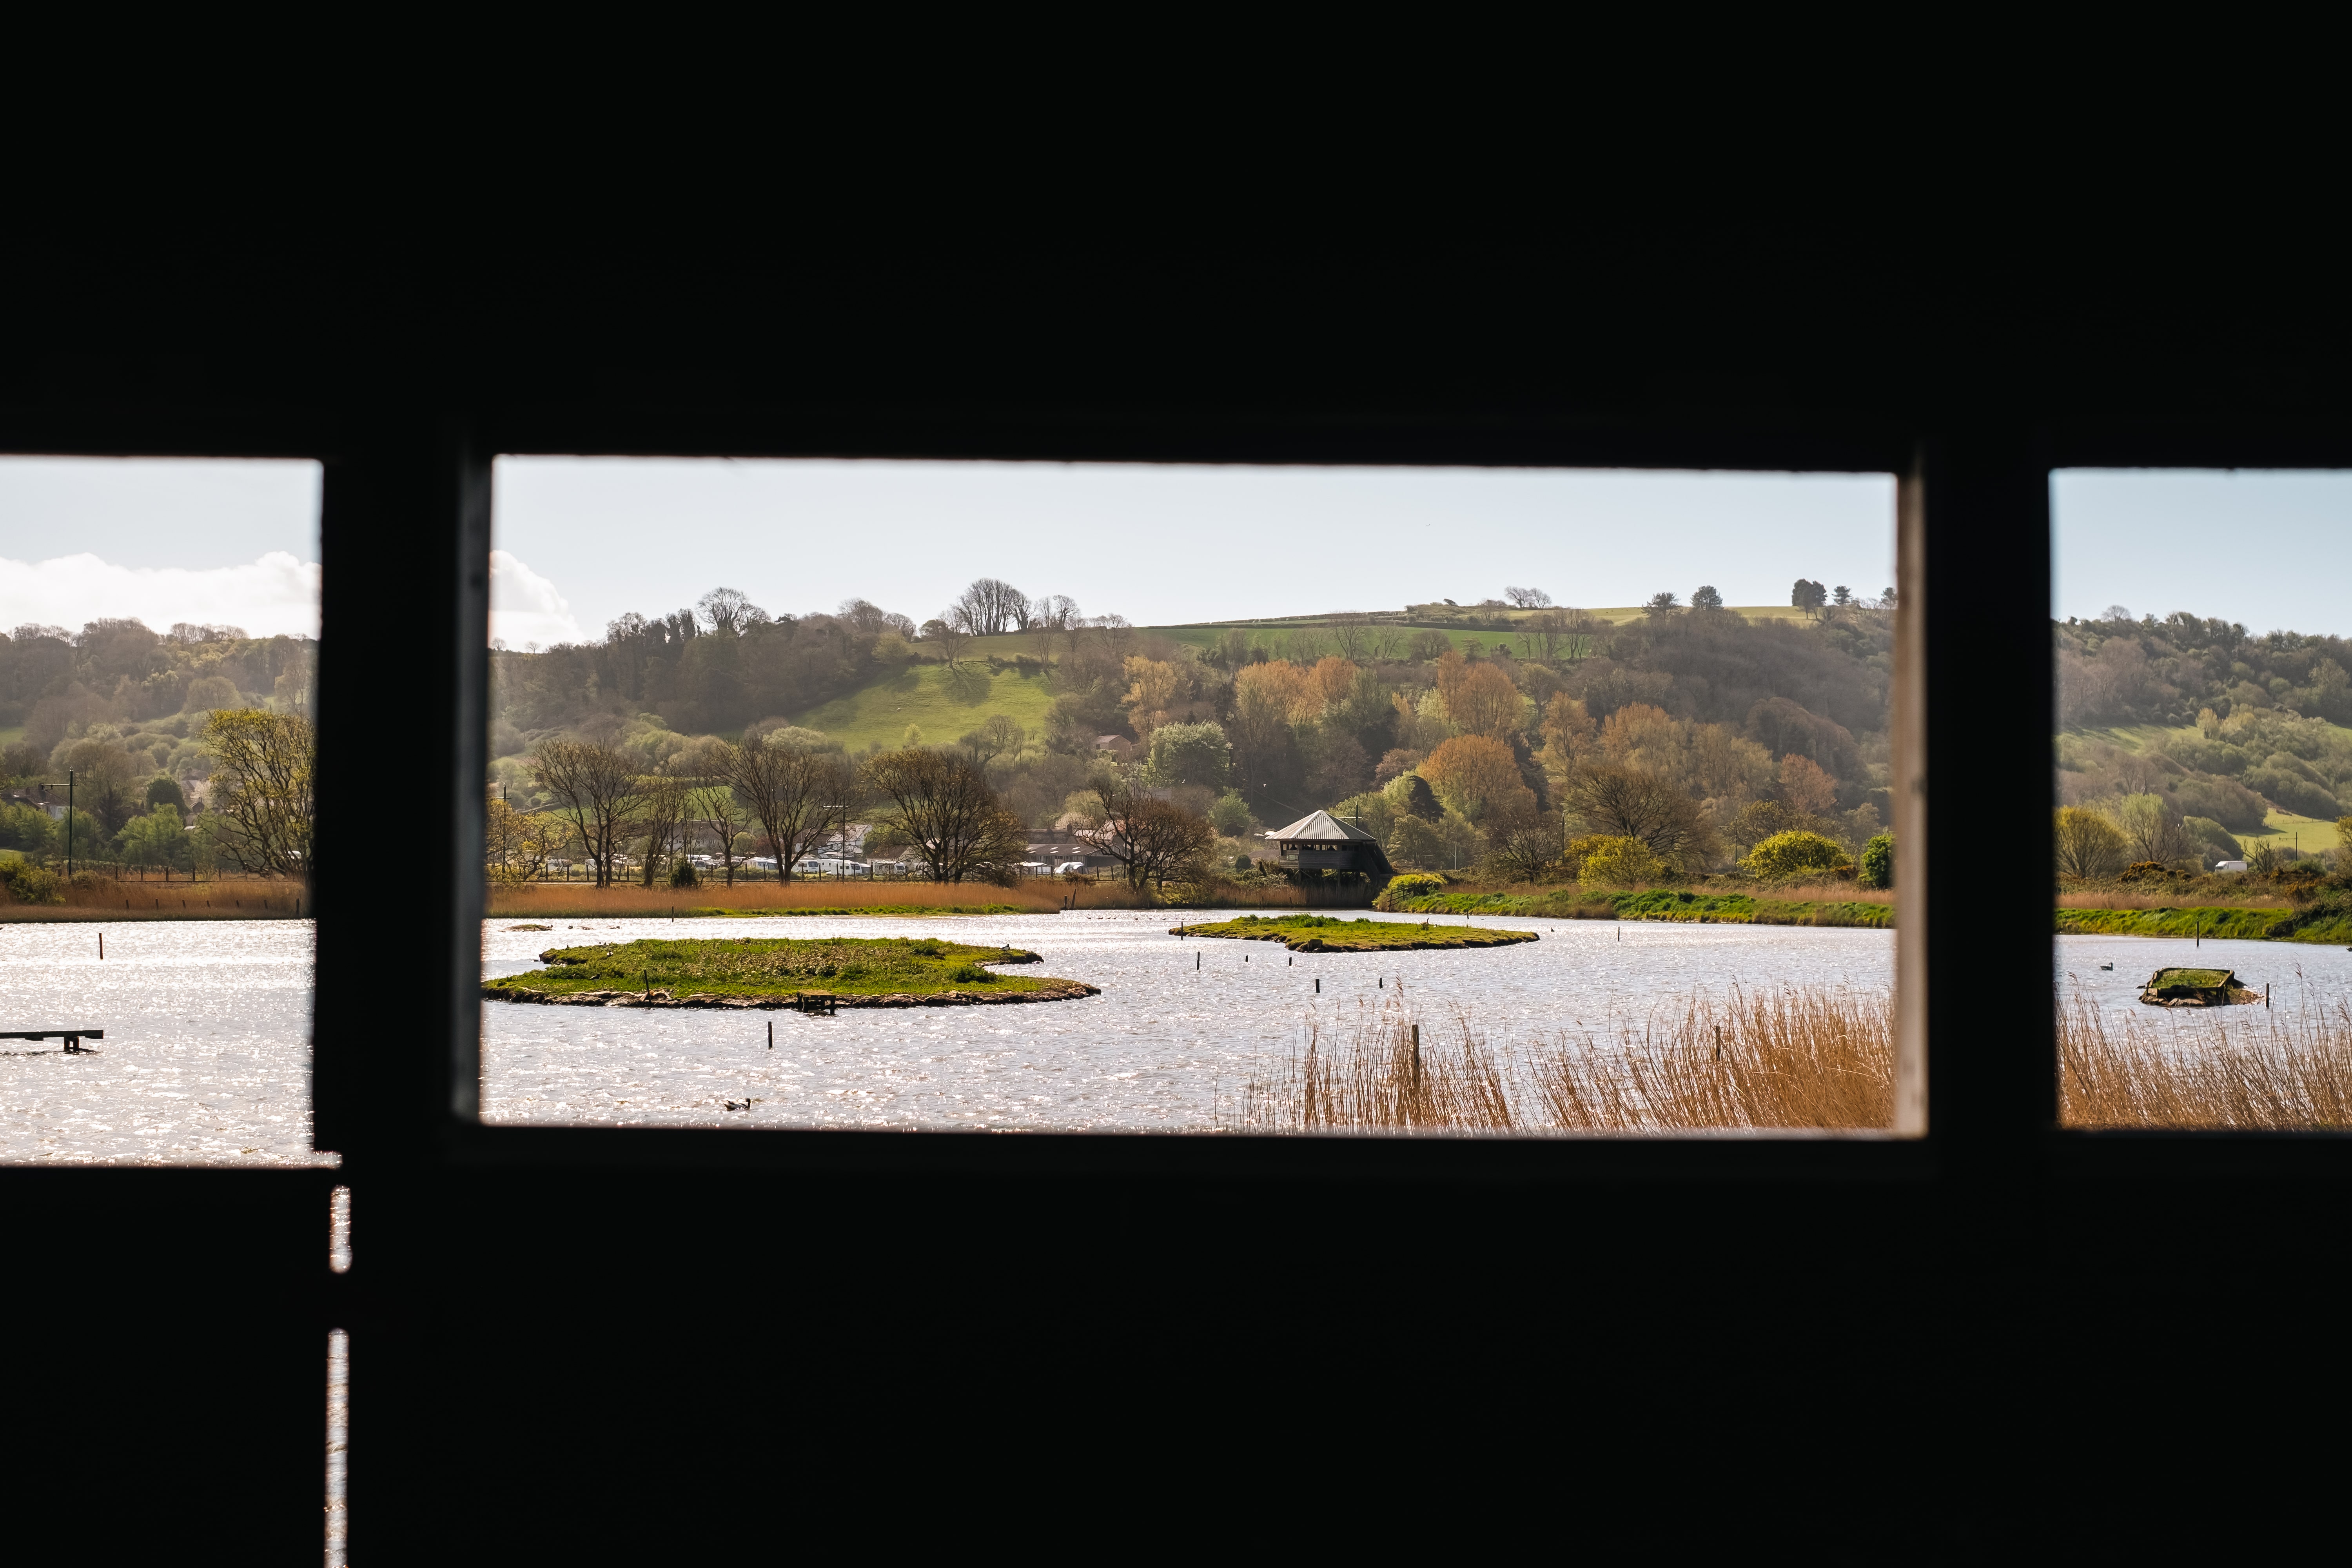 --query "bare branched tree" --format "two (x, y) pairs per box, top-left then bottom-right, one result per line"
(203, 709), (315, 877)
(485, 797), (558, 882)
(953, 578), (1028, 637)
(1504, 586), (1554, 608)
(1564, 764), (1720, 871)
(531, 740), (641, 887)
(634, 768), (691, 887)
(1092, 778), (1218, 893)
(687, 775), (750, 887)
(696, 588), (770, 635)
(958, 715), (1027, 769)
(713, 737), (858, 880)
(861, 748), (1028, 884)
